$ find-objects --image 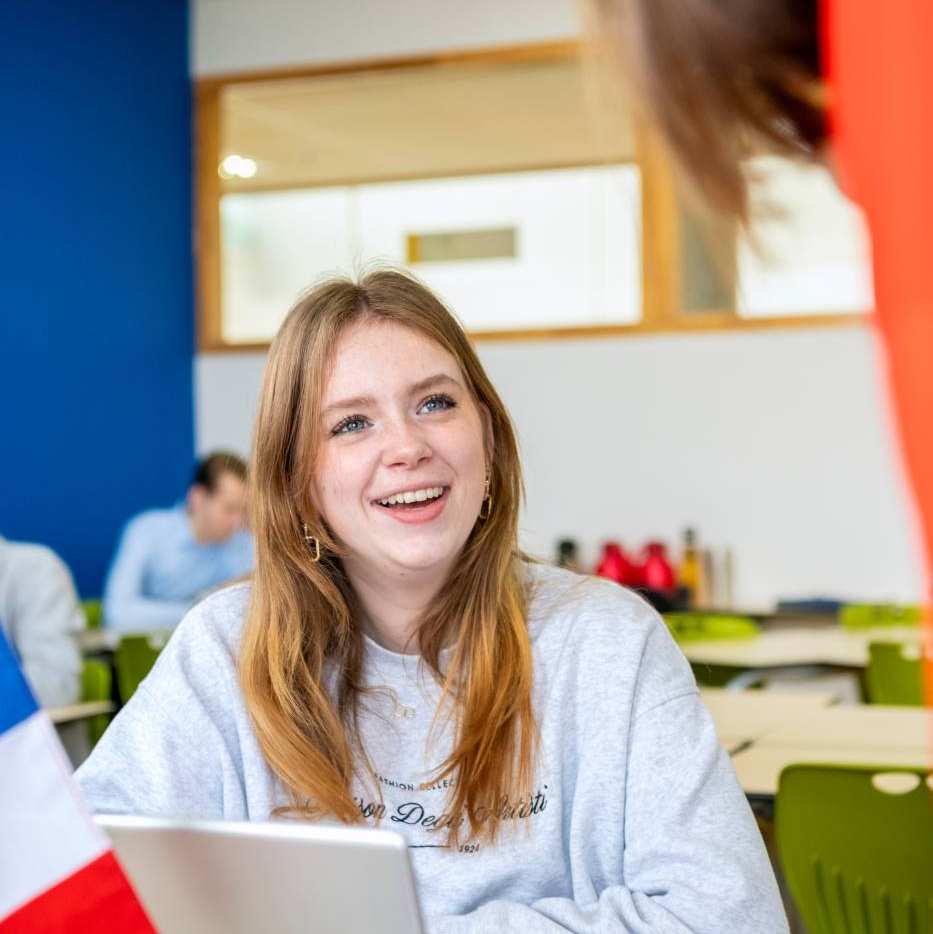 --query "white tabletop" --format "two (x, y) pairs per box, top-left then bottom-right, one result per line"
(79, 628), (119, 652)
(682, 626), (922, 670)
(729, 703), (933, 796)
(48, 700), (116, 724)
(748, 702), (933, 749)
(79, 628), (172, 653)
(699, 688), (837, 752)
(731, 743), (932, 796)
